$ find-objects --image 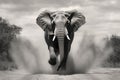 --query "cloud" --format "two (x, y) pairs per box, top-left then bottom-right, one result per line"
(0, 3), (16, 9)
(0, 0), (120, 36)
